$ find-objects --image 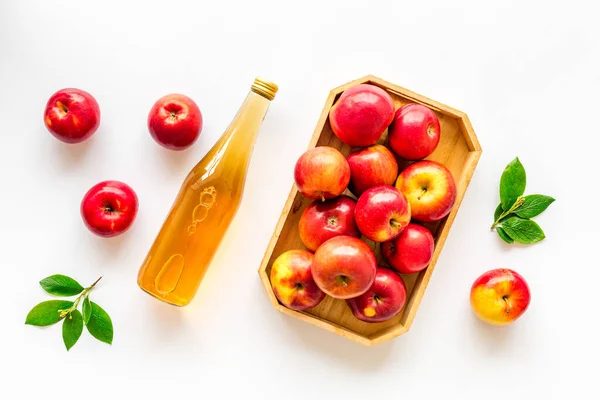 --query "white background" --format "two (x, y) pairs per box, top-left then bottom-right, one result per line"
(1, 1), (596, 398)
